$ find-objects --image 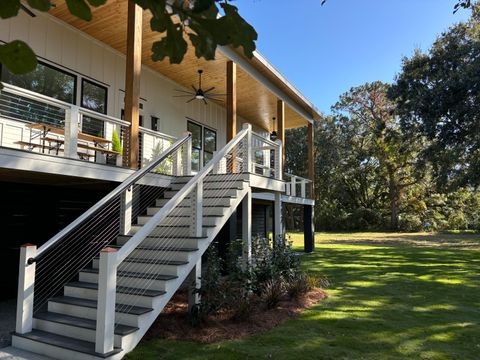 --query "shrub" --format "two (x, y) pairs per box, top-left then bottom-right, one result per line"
(261, 278), (286, 309)
(285, 271), (310, 300)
